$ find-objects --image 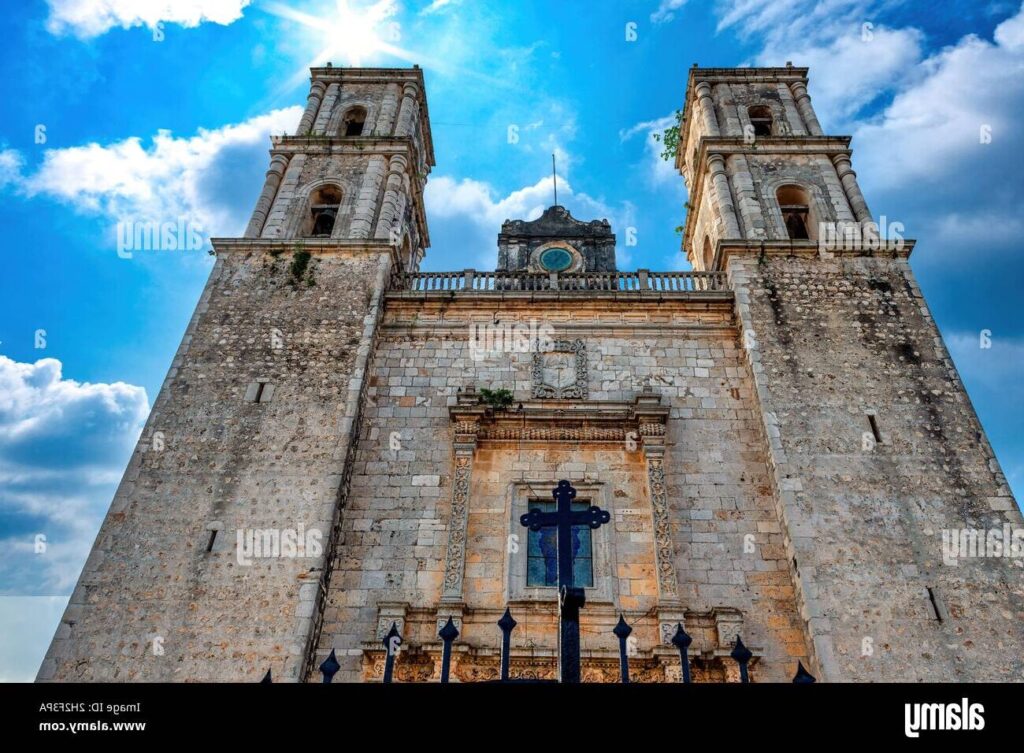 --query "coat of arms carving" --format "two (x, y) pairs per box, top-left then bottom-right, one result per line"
(532, 339), (588, 399)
